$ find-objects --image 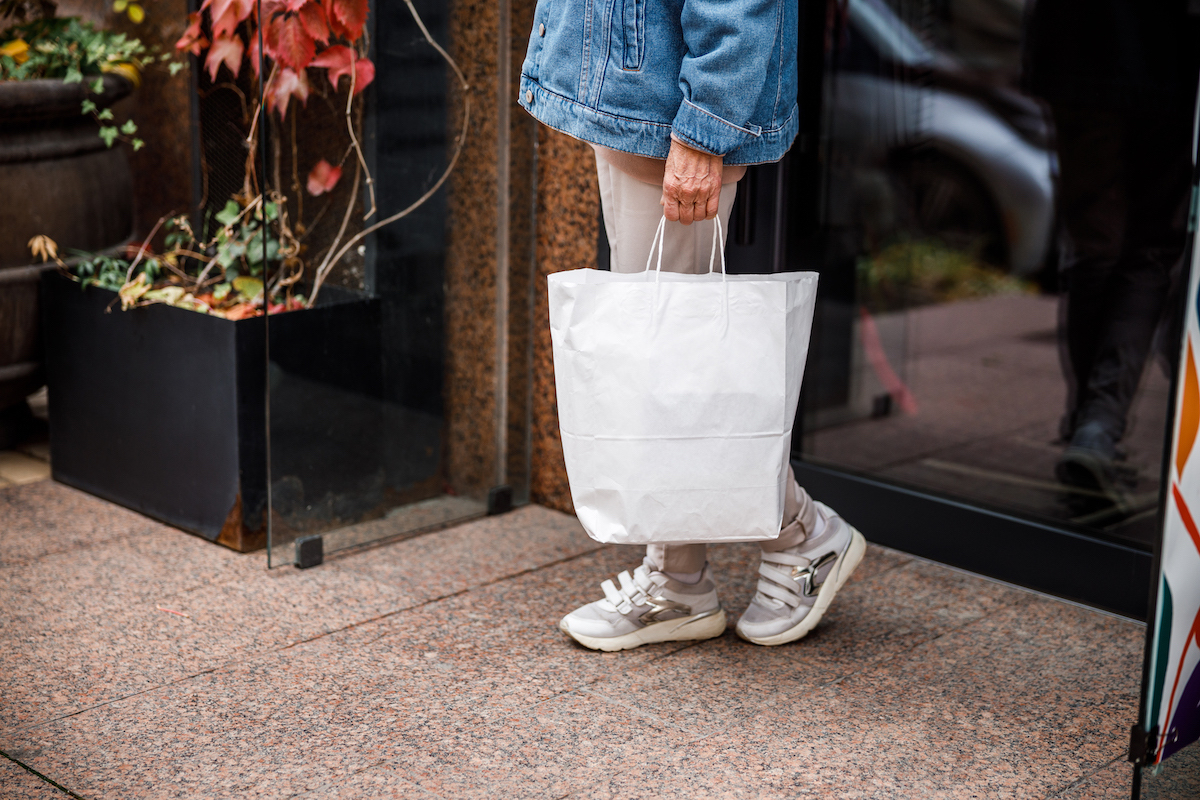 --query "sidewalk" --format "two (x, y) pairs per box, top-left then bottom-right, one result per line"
(2, 478), (1143, 799)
